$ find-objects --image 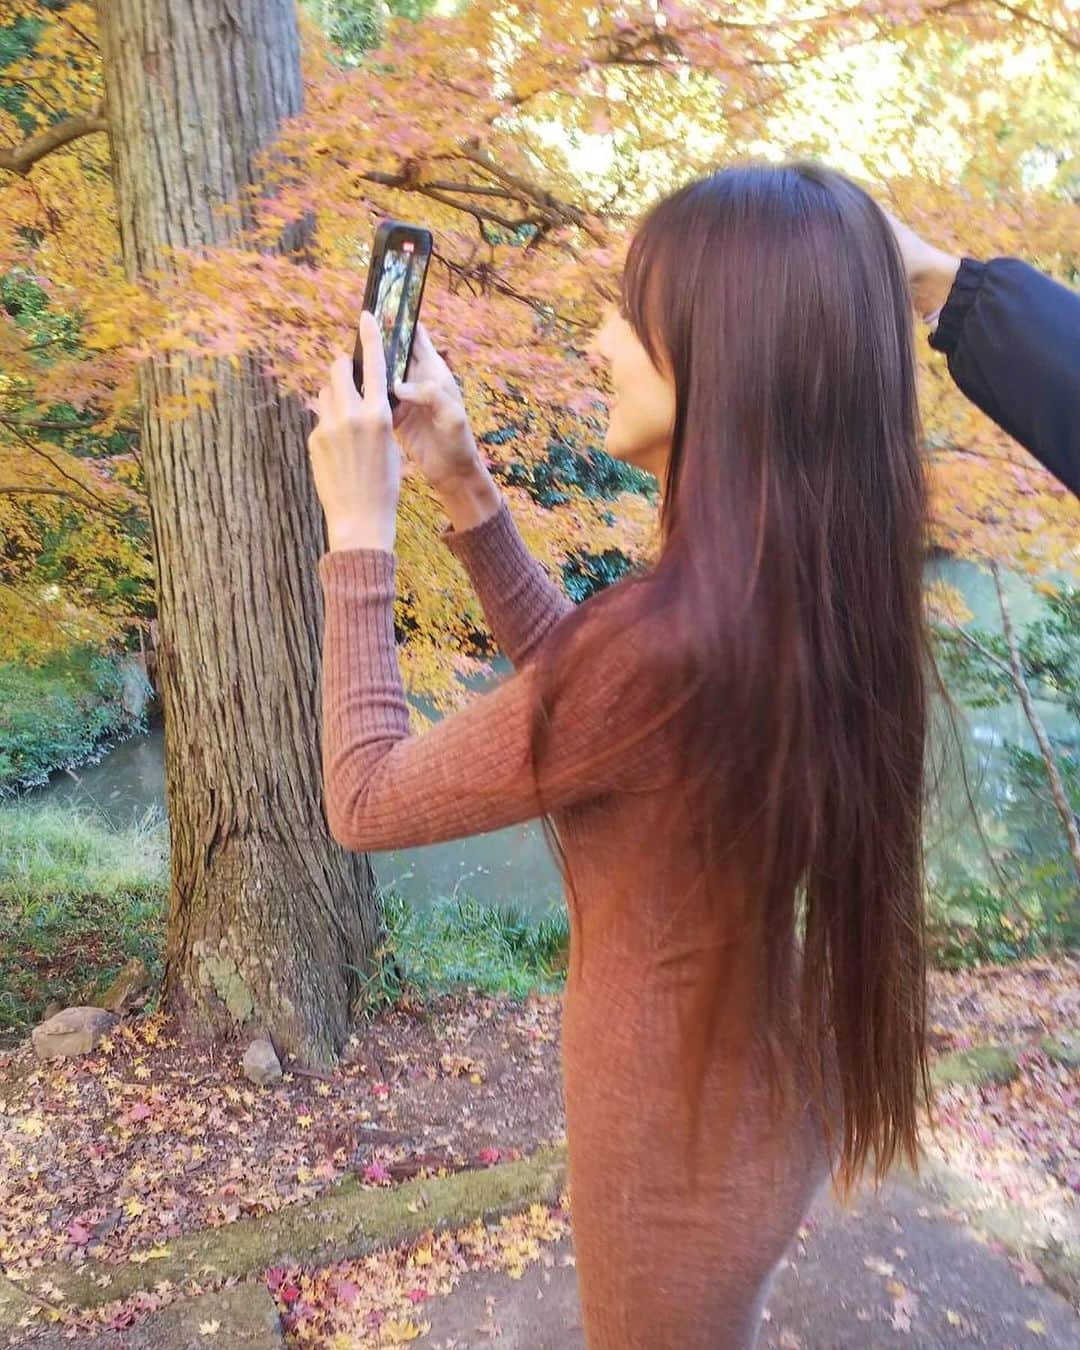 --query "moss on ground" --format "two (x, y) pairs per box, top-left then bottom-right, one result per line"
(0, 1147), (568, 1325)
(929, 1043), (1020, 1089)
